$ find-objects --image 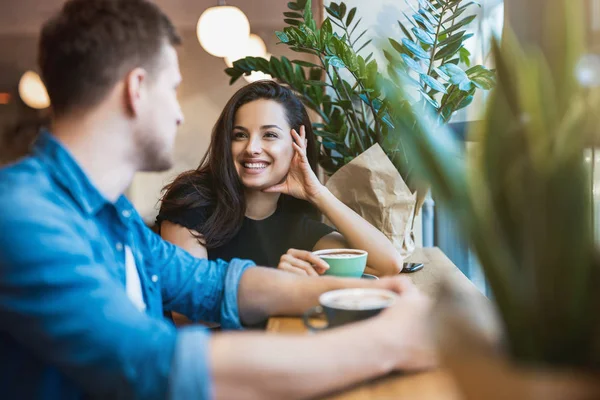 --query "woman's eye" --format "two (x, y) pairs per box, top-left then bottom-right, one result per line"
(233, 132), (247, 139)
(264, 132), (278, 138)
